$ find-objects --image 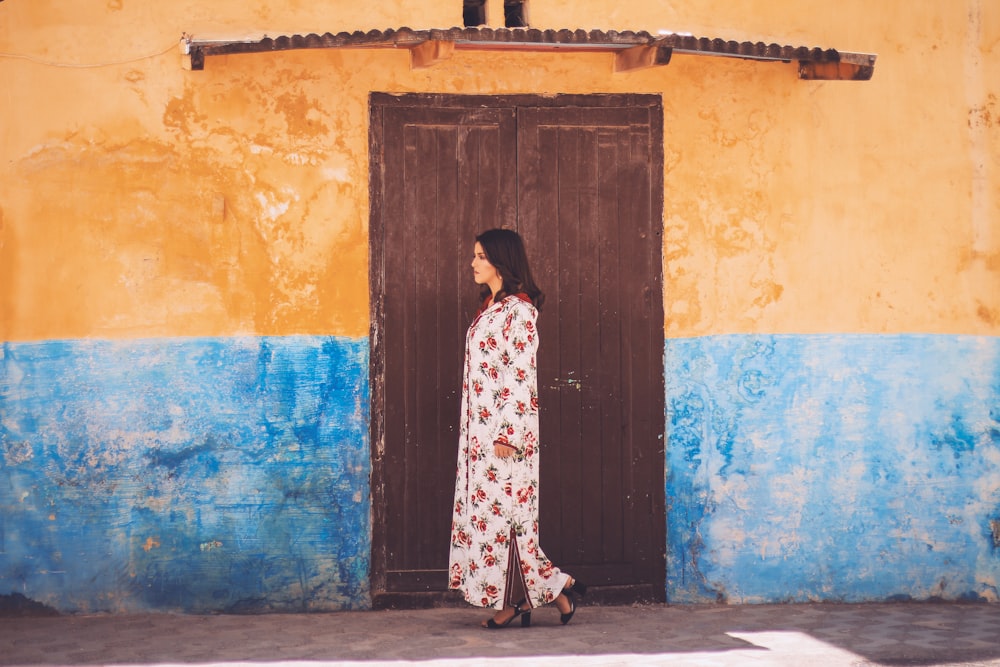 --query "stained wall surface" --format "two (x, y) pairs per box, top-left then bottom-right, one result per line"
(1, 0), (997, 611)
